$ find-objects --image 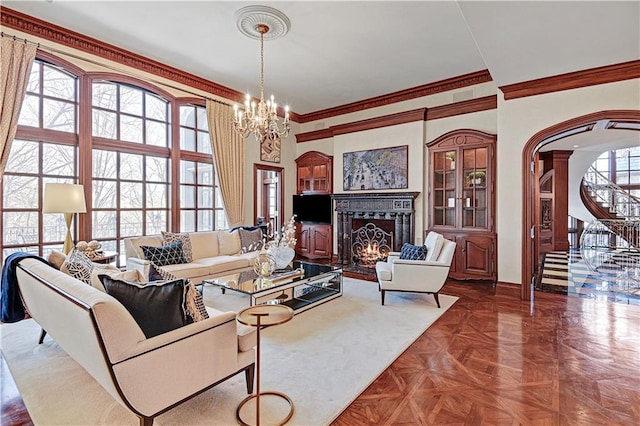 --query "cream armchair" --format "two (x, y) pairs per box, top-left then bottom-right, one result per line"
(375, 232), (456, 307)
